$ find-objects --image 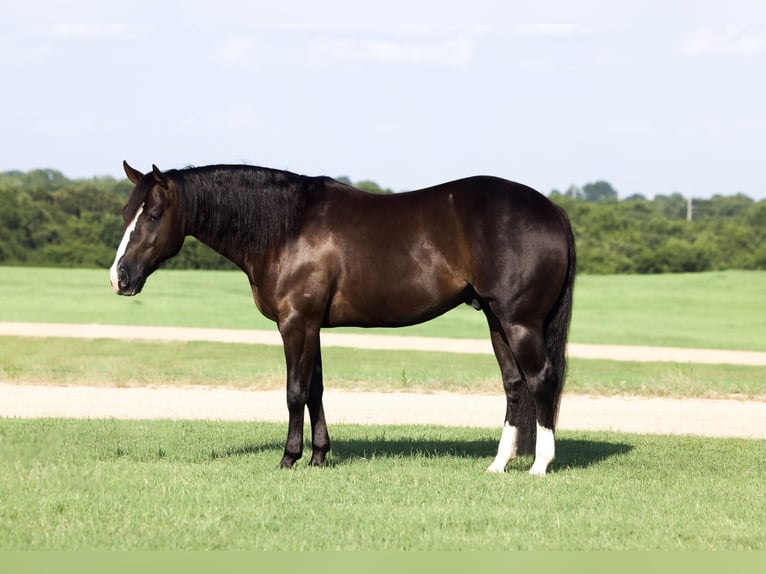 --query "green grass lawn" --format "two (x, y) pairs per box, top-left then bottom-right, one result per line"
(1, 267), (764, 551)
(0, 418), (763, 550)
(2, 336), (764, 399)
(1, 267), (765, 350)
(570, 271), (766, 350)
(2, 266), (765, 400)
